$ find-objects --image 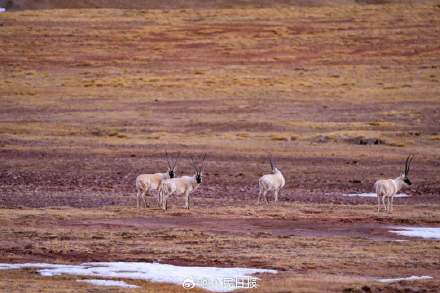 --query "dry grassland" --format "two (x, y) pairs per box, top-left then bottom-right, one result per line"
(0, 2), (439, 292)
